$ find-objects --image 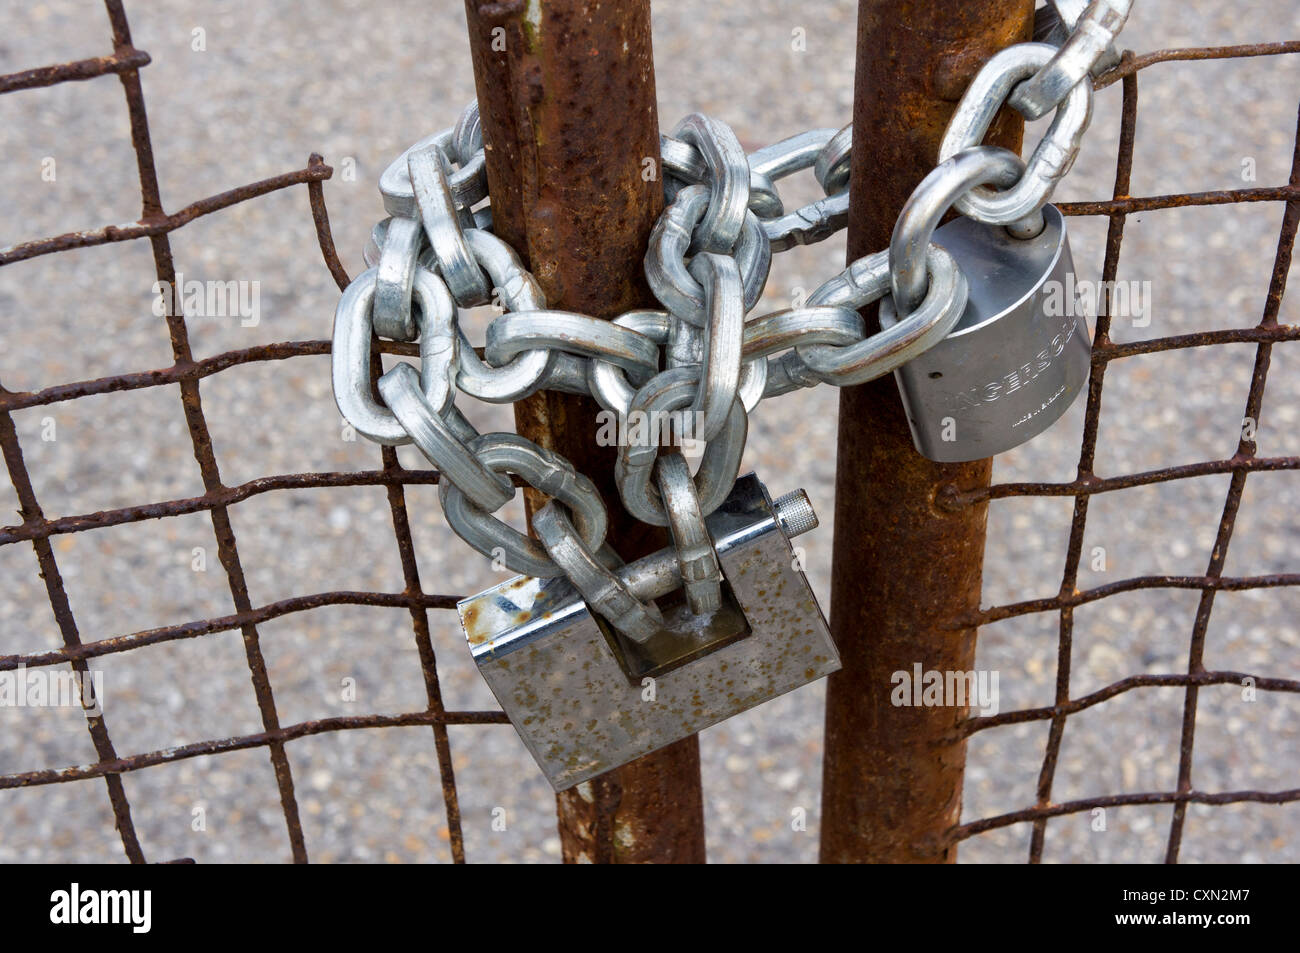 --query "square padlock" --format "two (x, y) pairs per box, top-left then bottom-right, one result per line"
(457, 474), (840, 790)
